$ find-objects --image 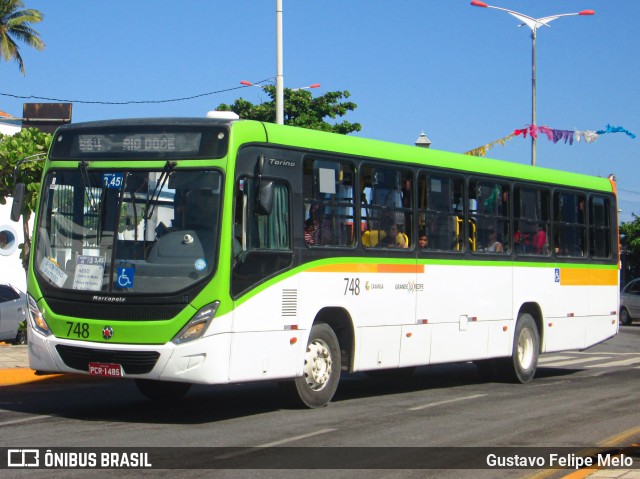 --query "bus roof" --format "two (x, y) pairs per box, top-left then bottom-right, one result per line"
(52, 118), (613, 194)
(235, 120), (613, 194)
